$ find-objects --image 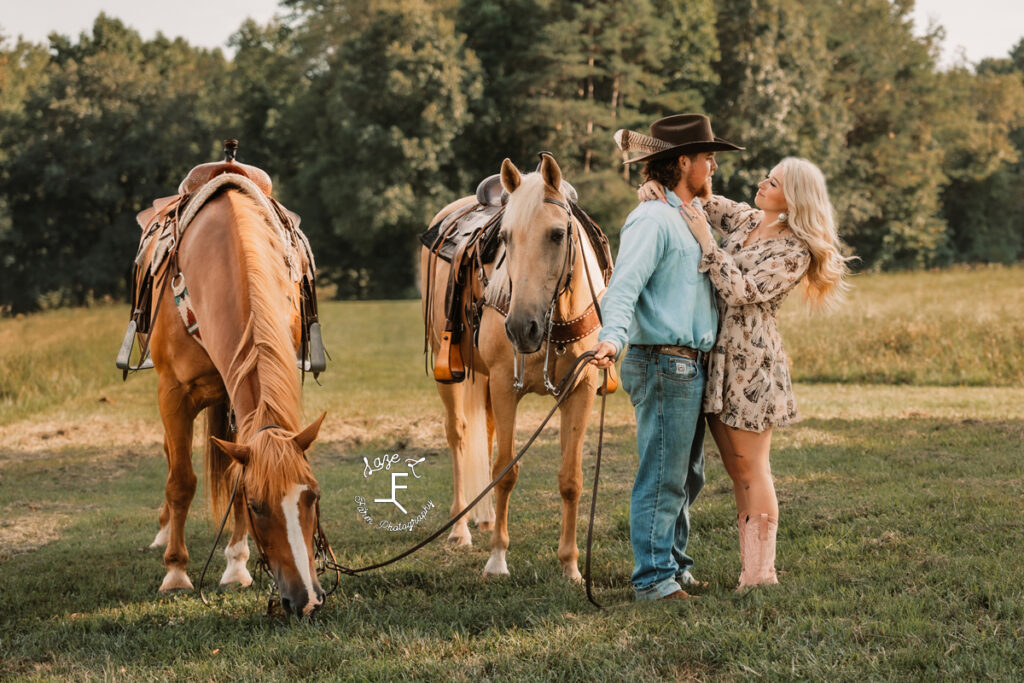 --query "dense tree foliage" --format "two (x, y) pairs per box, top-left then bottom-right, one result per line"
(0, 2), (1022, 311)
